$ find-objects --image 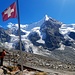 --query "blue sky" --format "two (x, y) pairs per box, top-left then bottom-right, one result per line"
(0, 0), (75, 28)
